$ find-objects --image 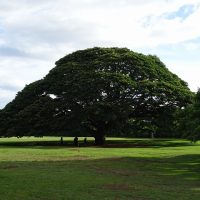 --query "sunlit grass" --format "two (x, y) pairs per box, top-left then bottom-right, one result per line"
(0, 137), (200, 200)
